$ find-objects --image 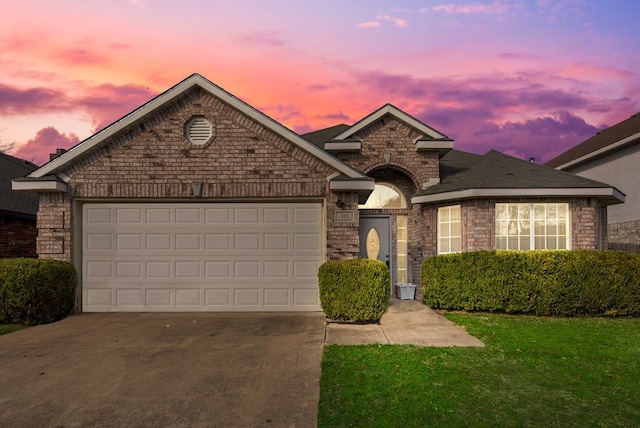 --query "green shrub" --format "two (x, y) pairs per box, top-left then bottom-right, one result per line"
(319, 259), (390, 322)
(422, 250), (640, 317)
(0, 258), (78, 325)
